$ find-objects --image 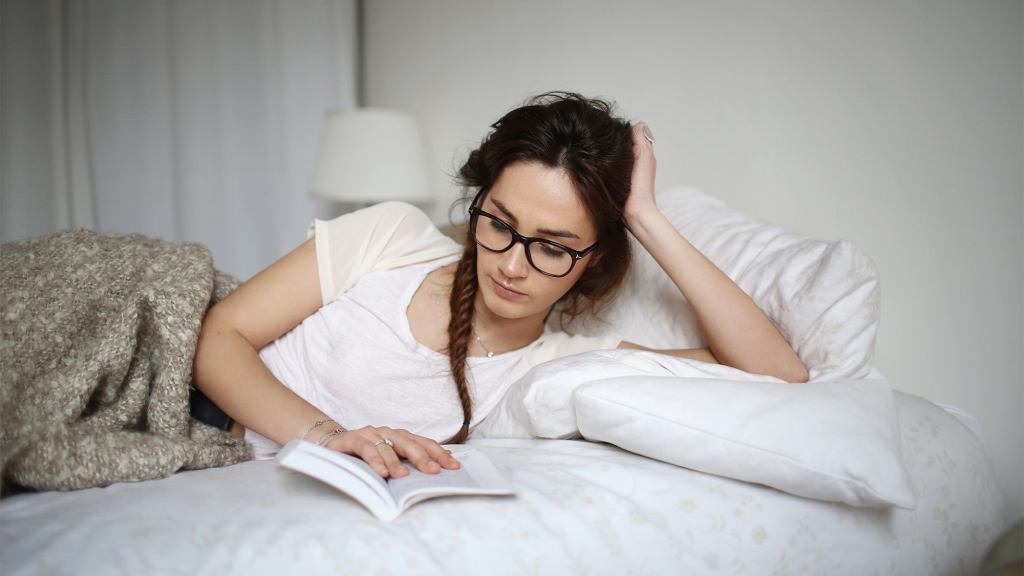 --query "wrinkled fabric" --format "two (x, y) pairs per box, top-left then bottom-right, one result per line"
(1, 229), (251, 495)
